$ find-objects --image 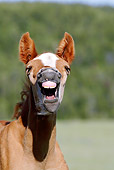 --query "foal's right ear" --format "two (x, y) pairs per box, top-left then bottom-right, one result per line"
(56, 32), (75, 65)
(19, 32), (38, 64)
